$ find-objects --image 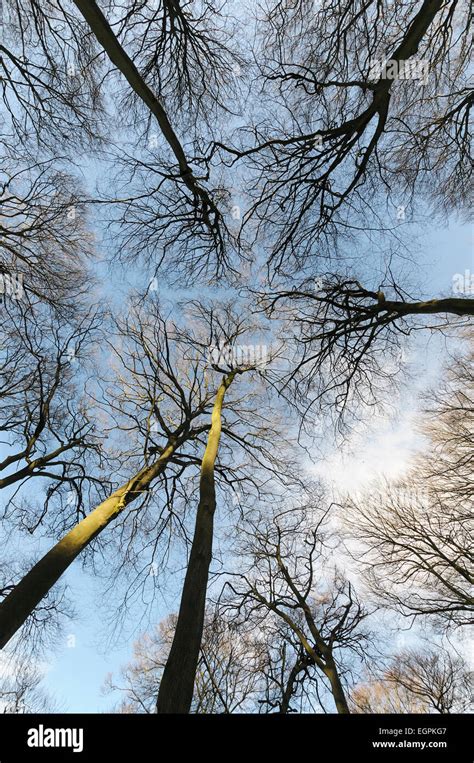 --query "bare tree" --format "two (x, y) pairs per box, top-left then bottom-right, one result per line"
(92, 298), (299, 626)
(156, 368), (239, 712)
(351, 676), (428, 714)
(0, 155), (98, 313)
(0, 302), (217, 649)
(0, 298), (299, 651)
(3, 1), (471, 283)
(0, 652), (57, 713)
(70, 0), (240, 275)
(104, 617), (175, 714)
(0, 306), (106, 504)
(221, 503), (375, 713)
(0, 550), (73, 659)
(105, 607), (337, 714)
(0, 0), (470, 716)
(105, 612), (262, 714)
(247, 618), (325, 714)
(156, 334), (269, 712)
(147, 299), (298, 712)
(351, 647), (473, 714)
(109, 0), (242, 125)
(1, 0), (244, 282)
(0, 0), (104, 152)
(346, 335), (473, 631)
(257, 276), (473, 429)
(213, 0), (472, 274)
